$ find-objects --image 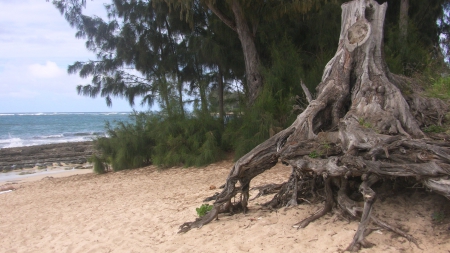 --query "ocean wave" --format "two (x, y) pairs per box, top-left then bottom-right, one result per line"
(5, 112), (131, 116)
(31, 132), (106, 141)
(87, 112), (131, 116)
(31, 132), (106, 139)
(71, 132), (105, 136)
(0, 138), (24, 148)
(53, 132), (106, 137)
(0, 136), (96, 149)
(0, 112), (130, 148)
(32, 134), (65, 139)
(16, 113), (46, 116)
(0, 132), (106, 149)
